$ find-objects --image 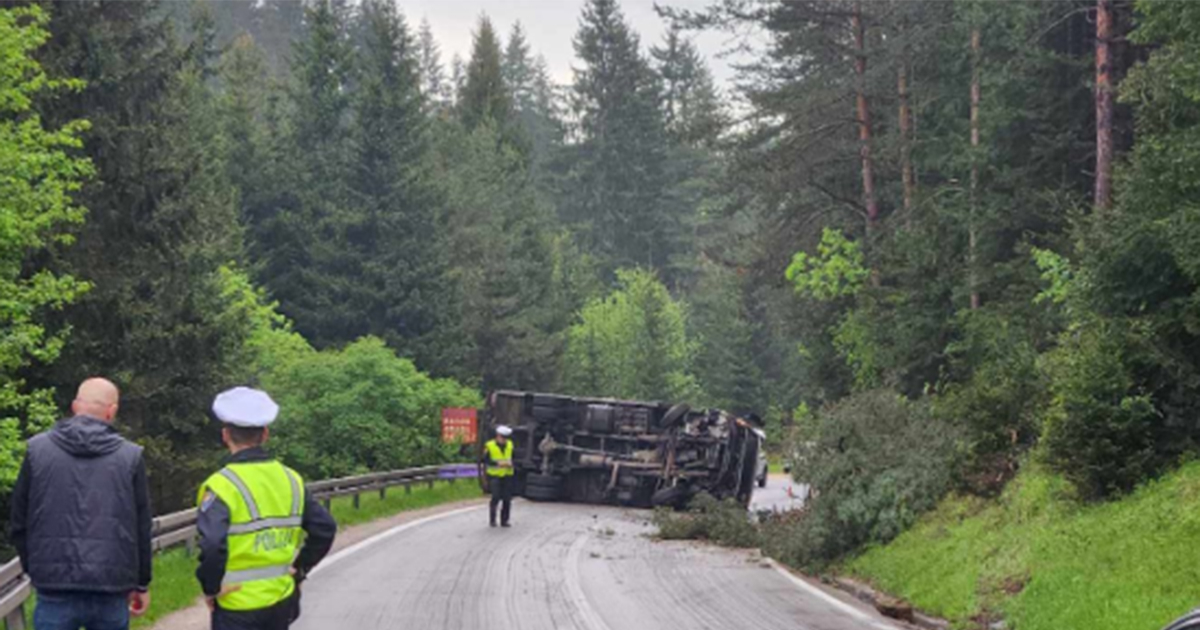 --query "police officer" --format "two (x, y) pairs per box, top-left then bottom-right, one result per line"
(483, 425), (515, 528)
(196, 387), (337, 630)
